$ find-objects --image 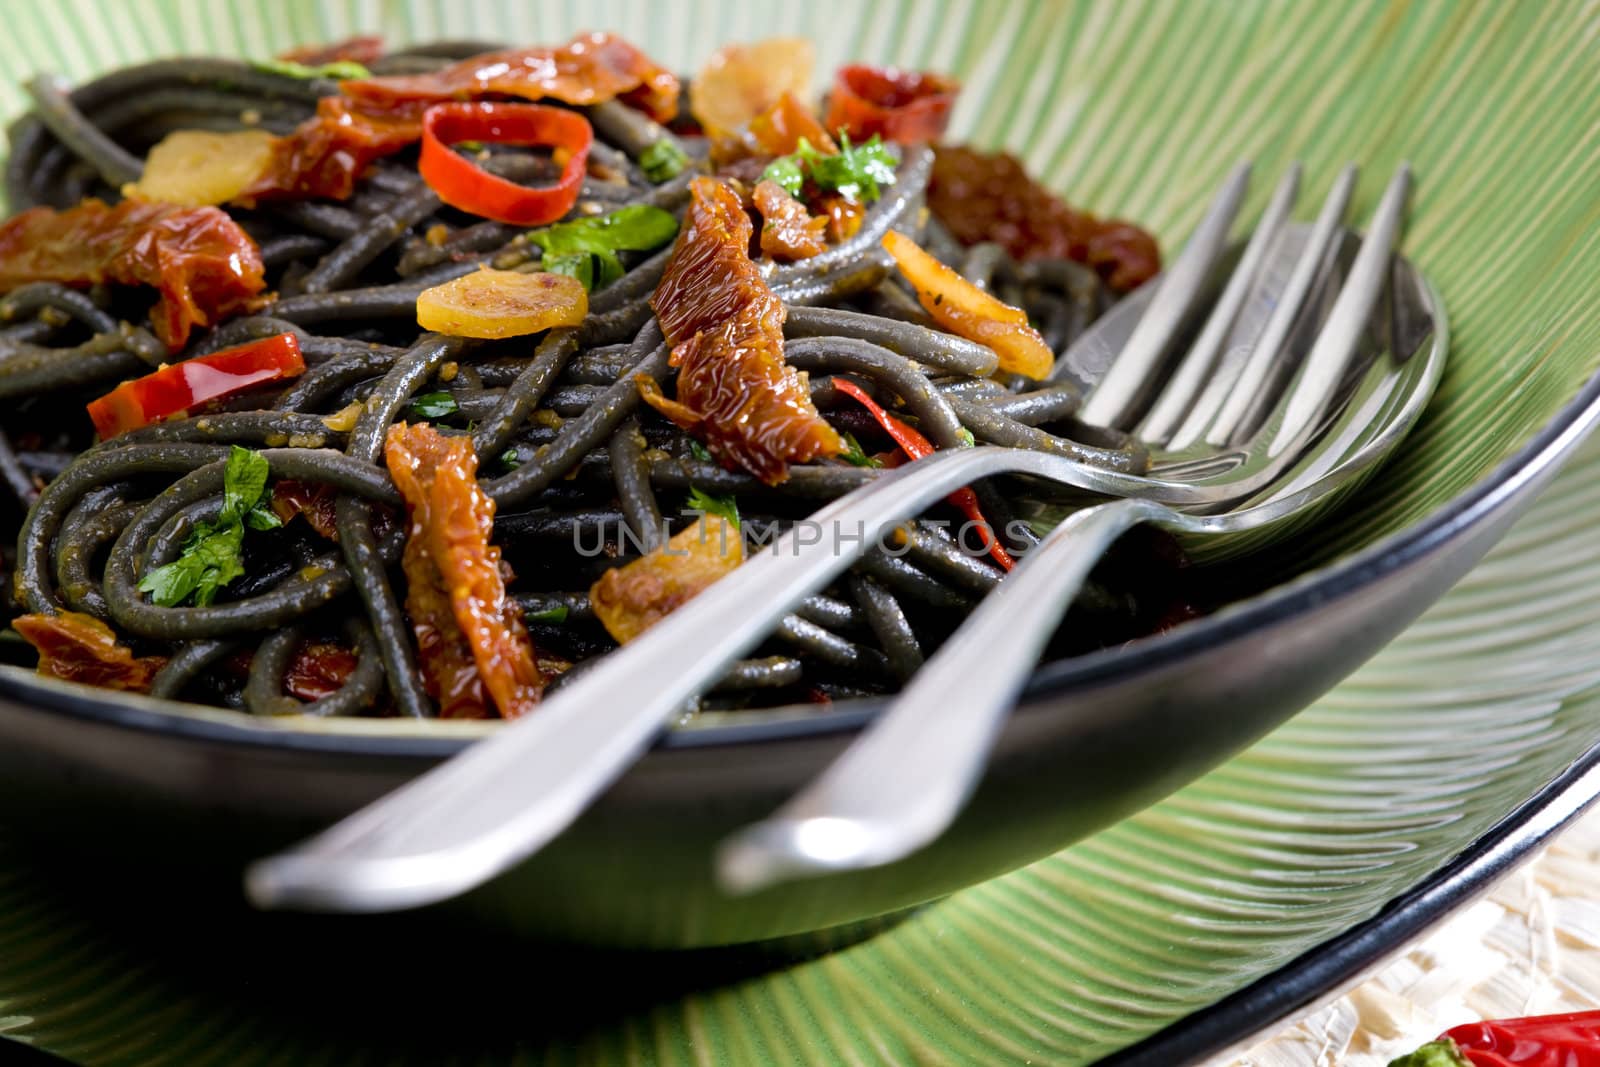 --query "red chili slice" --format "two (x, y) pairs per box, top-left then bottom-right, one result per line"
(831, 378), (1014, 570)
(86, 333), (306, 439)
(419, 102), (592, 225)
(826, 64), (959, 143)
